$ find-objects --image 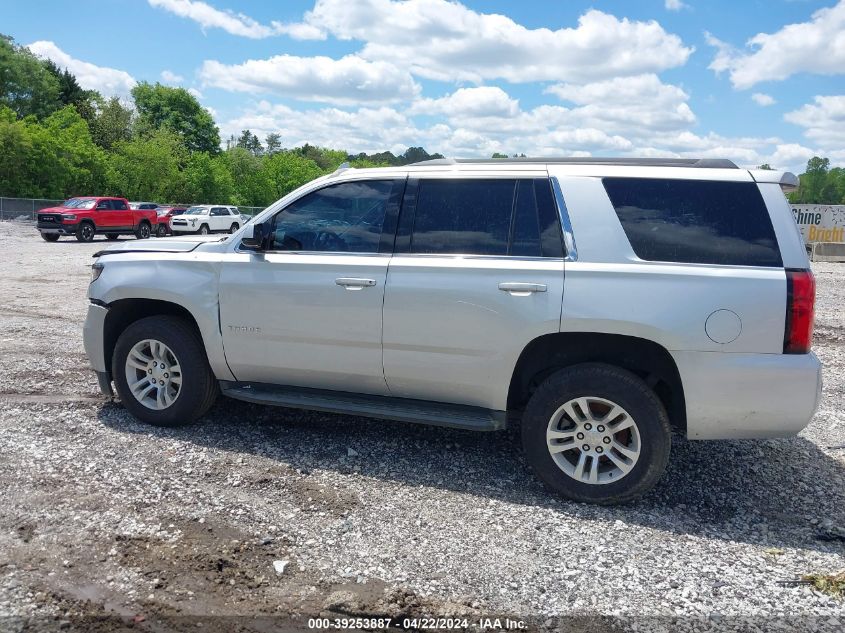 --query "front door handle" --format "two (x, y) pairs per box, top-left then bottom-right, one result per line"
(498, 282), (547, 294)
(336, 277), (377, 290)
